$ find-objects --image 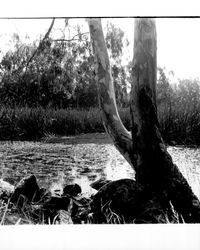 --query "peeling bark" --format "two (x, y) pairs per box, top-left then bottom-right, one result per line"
(88, 18), (133, 168)
(131, 18), (200, 222)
